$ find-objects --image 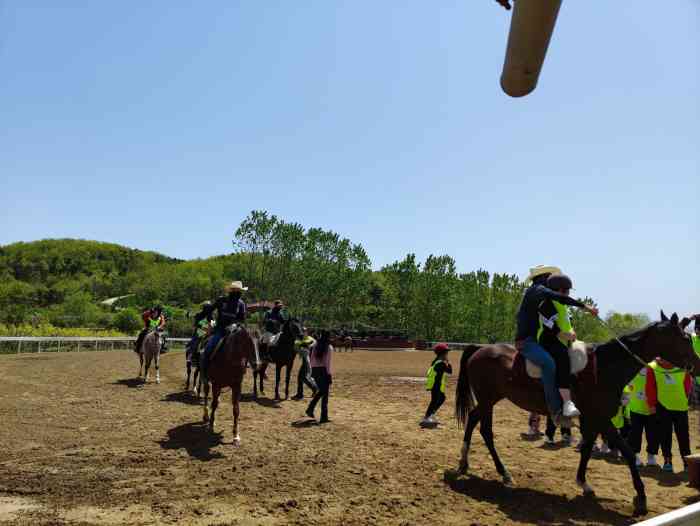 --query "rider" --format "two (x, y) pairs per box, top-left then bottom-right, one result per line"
(200, 281), (248, 382)
(134, 305), (165, 353)
(515, 265), (598, 424)
(262, 300), (287, 344)
(537, 274), (581, 418)
(188, 301), (215, 354)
